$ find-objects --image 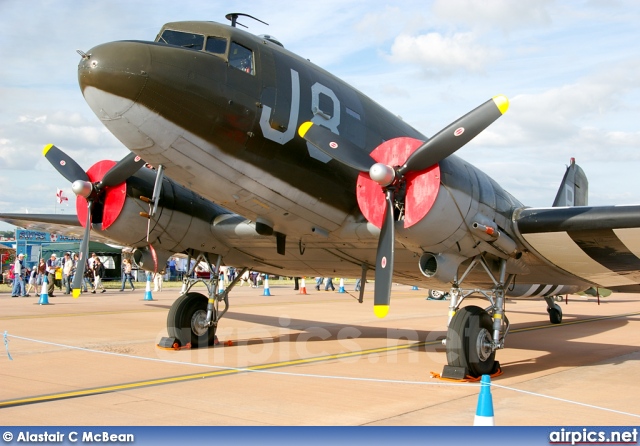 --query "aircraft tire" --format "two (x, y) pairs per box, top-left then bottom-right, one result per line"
(547, 303), (562, 324)
(167, 292), (217, 348)
(428, 289), (446, 299)
(446, 305), (496, 377)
